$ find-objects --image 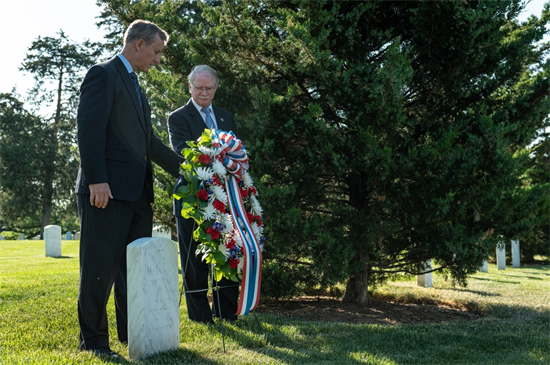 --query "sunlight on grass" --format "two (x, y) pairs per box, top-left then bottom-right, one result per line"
(1, 240), (549, 364)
